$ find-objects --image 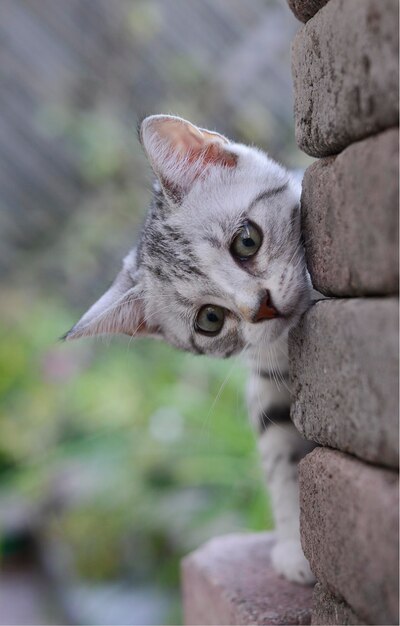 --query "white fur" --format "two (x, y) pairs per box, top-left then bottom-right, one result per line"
(271, 539), (315, 585)
(258, 423), (315, 584)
